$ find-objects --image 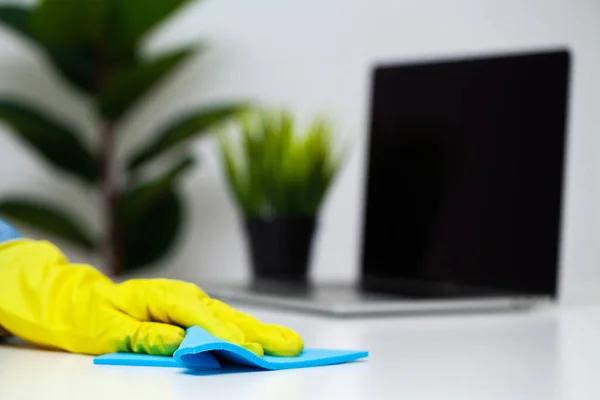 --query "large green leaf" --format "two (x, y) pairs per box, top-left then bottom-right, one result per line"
(30, 0), (108, 46)
(0, 5), (34, 40)
(109, 0), (193, 55)
(121, 189), (183, 271)
(46, 47), (98, 94)
(0, 99), (98, 183)
(119, 155), (194, 223)
(127, 103), (248, 171)
(0, 198), (95, 249)
(0, 5), (97, 94)
(97, 47), (195, 119)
